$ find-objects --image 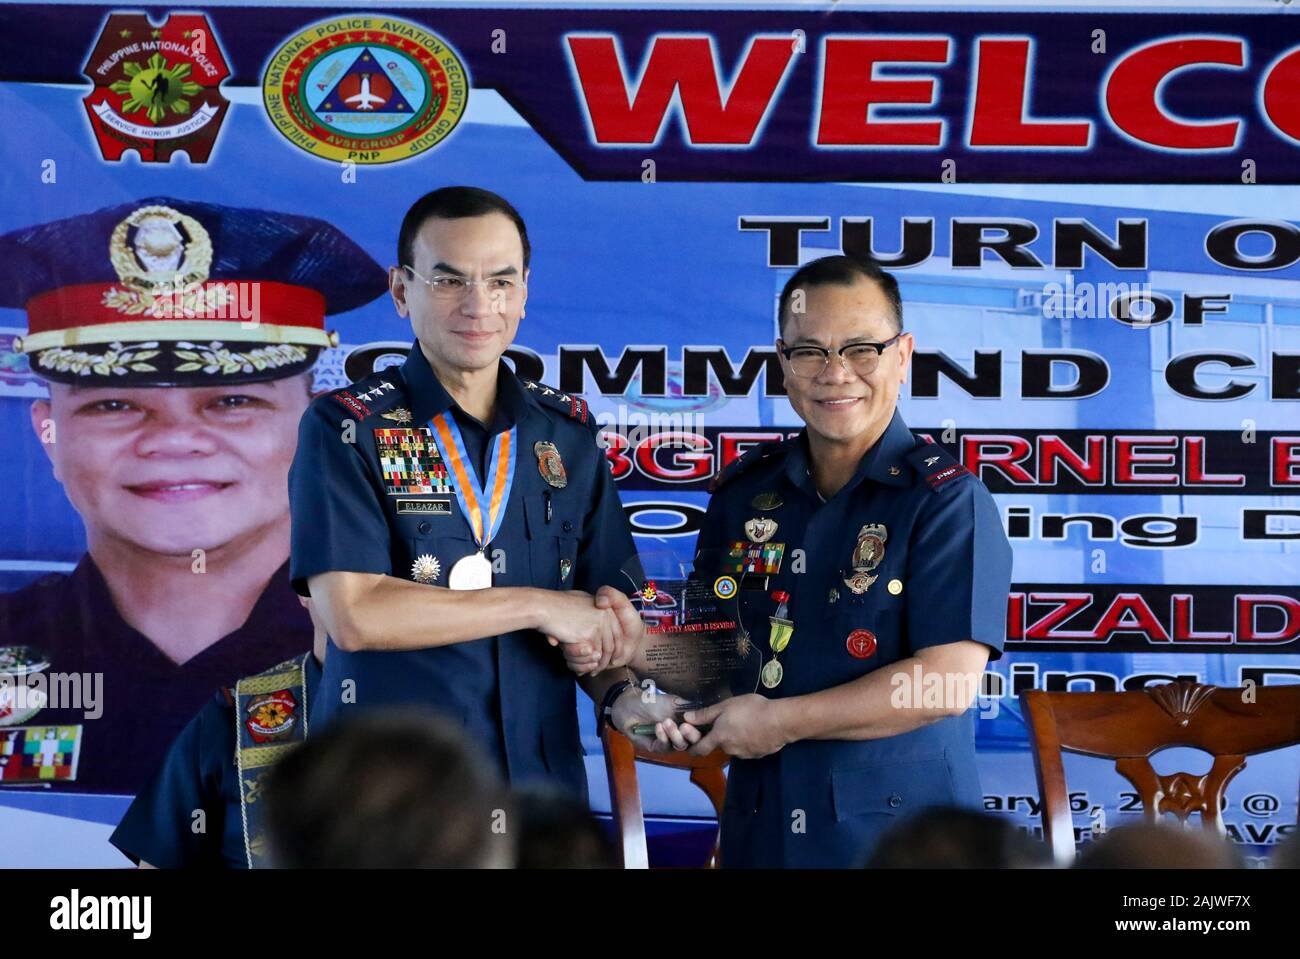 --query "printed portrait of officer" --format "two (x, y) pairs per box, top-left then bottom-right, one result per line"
(0, 196), (386, 794)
